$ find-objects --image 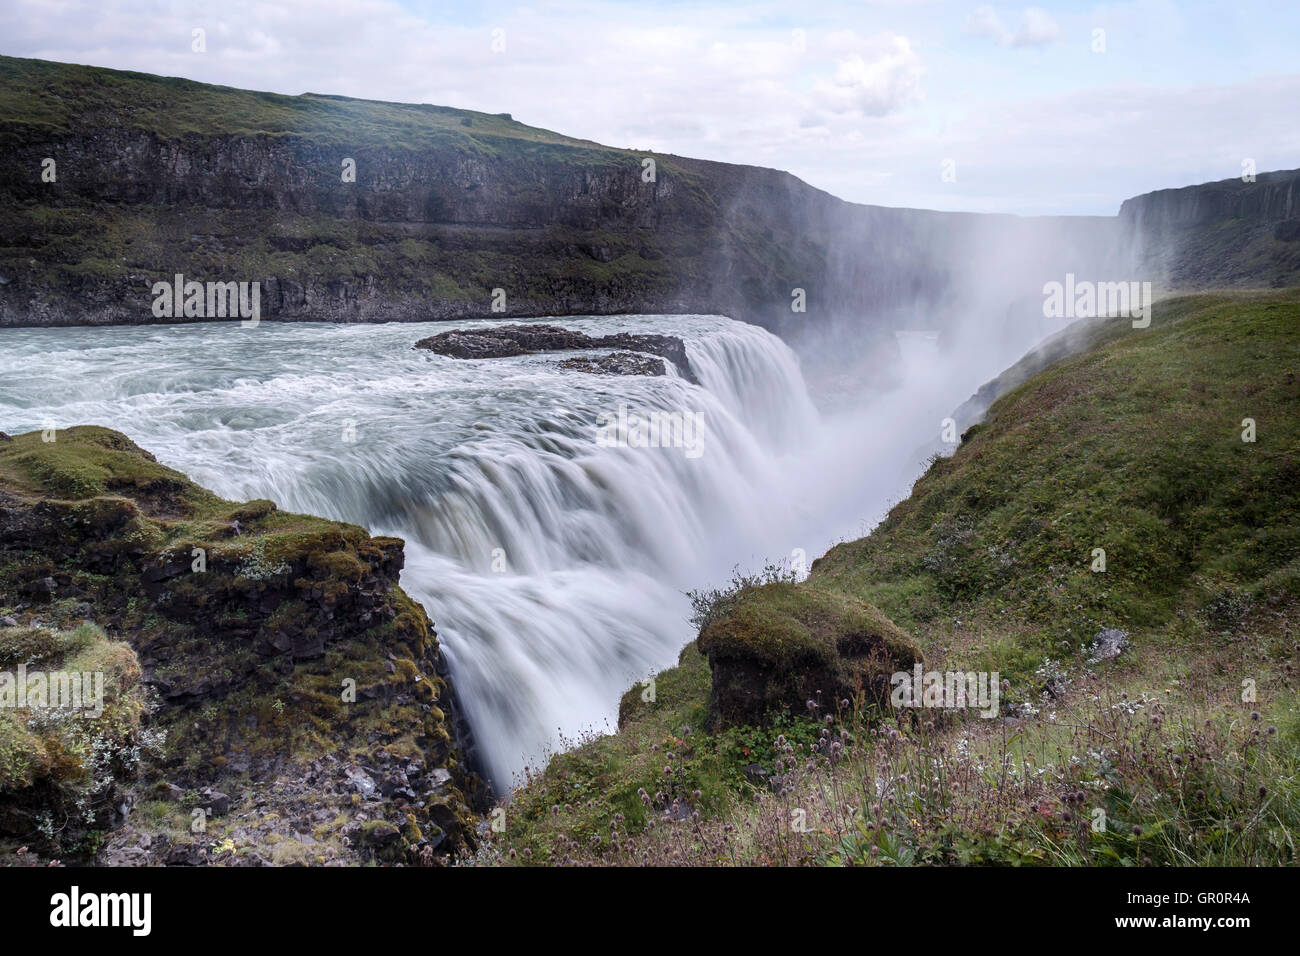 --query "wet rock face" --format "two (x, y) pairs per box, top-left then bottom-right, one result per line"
(415, 323), (696, 382)
(558, 352), (666, 377)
